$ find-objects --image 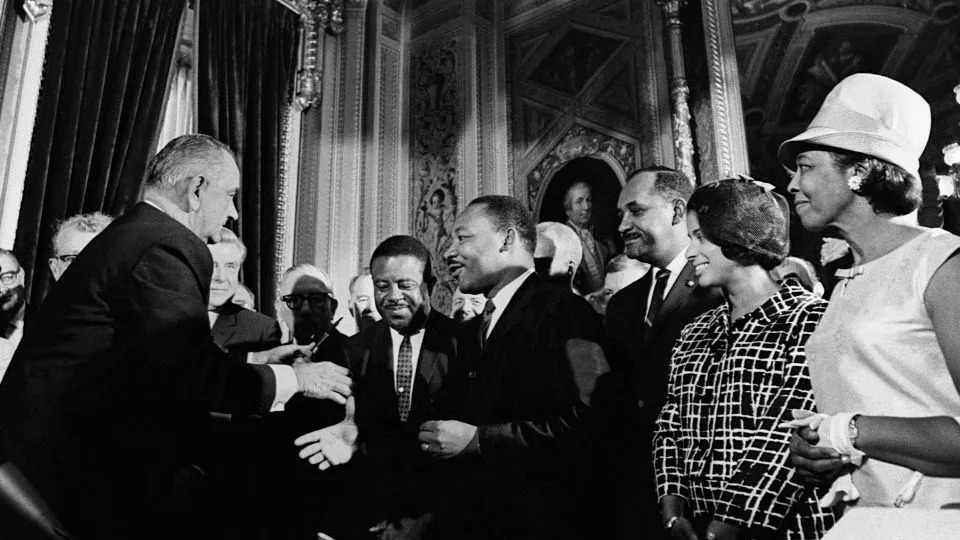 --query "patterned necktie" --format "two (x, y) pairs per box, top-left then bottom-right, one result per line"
(396, 334), (413, 422)
(644, 269), (671, 329)
(479, 299), (496, 347)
